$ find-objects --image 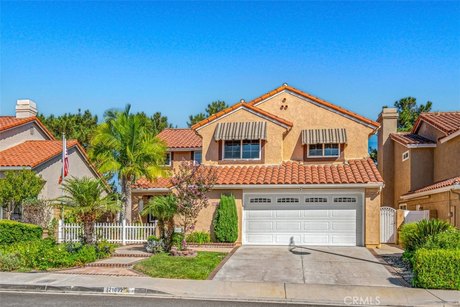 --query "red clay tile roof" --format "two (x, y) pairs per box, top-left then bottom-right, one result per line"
(390, 133), (436, 146)
(133, 158), (383, 189)
(0, 116), (55, 140)
(0, 140), (79, 167)
(403, 176), (460, 196)
(157, 129), (202, 149)
(247, 84), (380, 129)
(413, 112), (460, 136)
(191, 102), (293, 130)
